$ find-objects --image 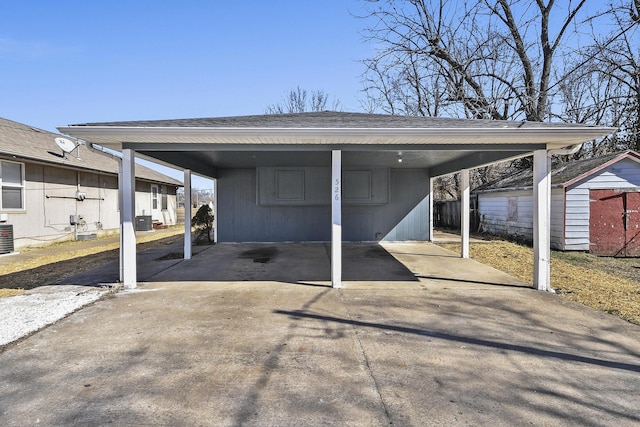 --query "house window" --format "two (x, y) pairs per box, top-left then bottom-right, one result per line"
(1, 160), (25, 210)
(507, 197), (518, 221)
(161, 186), (168, 210)
(152, 186), (158, 209)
